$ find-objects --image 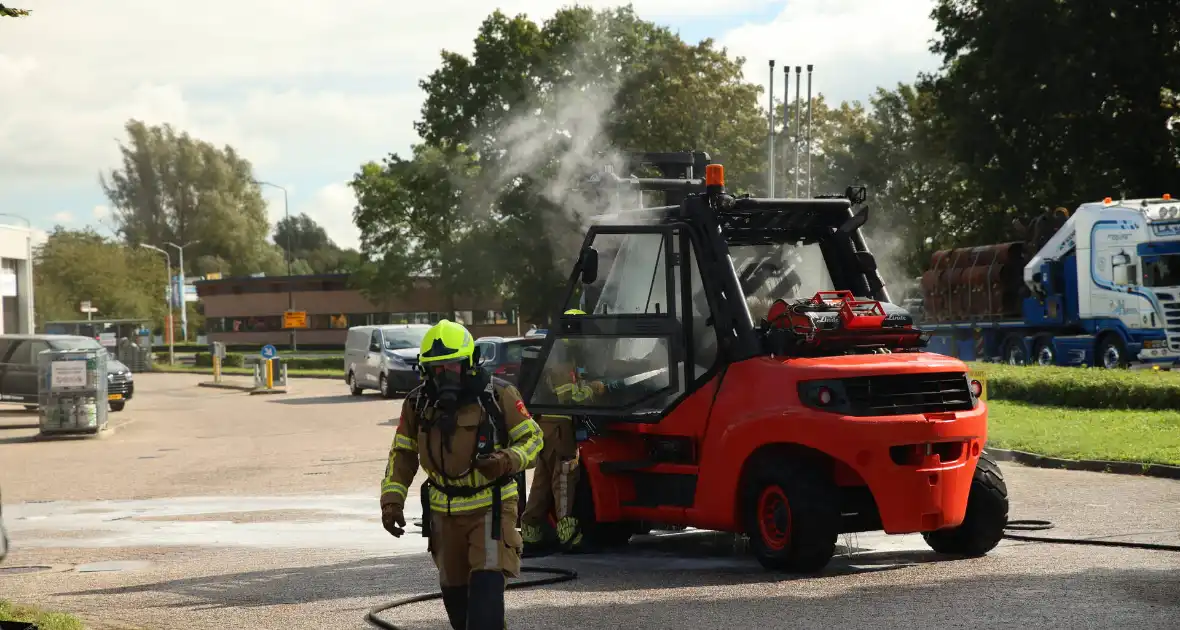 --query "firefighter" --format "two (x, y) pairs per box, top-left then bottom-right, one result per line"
(520, 308), (621, 554)
(379, 319), (543, 630)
